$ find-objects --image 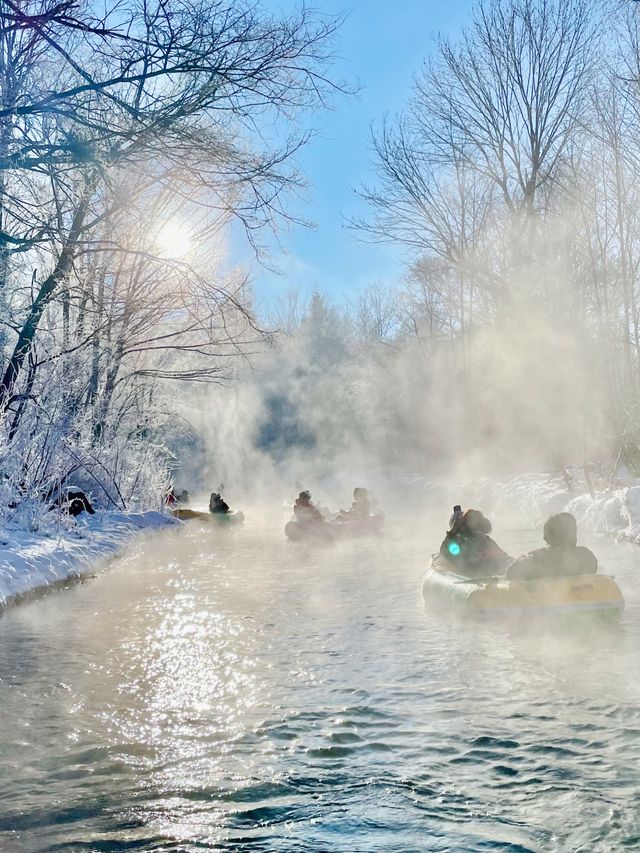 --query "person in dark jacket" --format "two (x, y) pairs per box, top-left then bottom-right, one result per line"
(209, 492), (230, 514)
(440, 508), (511, 577)
(294, 490), (324, 523)
(506, 513), (597, 581)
